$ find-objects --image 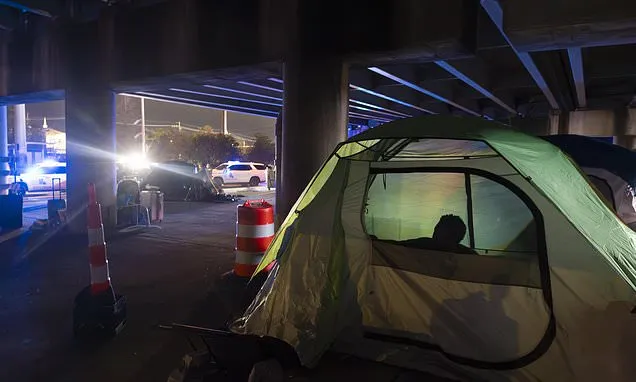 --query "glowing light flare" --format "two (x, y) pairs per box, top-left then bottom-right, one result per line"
(118, 154), (152, 170)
